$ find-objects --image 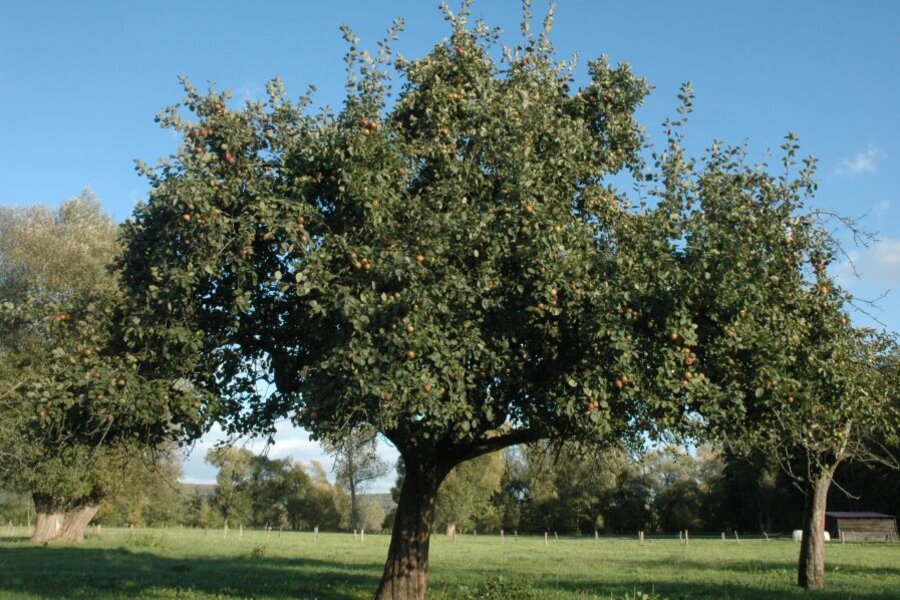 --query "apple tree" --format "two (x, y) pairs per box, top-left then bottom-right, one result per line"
(118, 5), (851, 597)
(649, 126), (900, 589)
(0, 195), (207, 542)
